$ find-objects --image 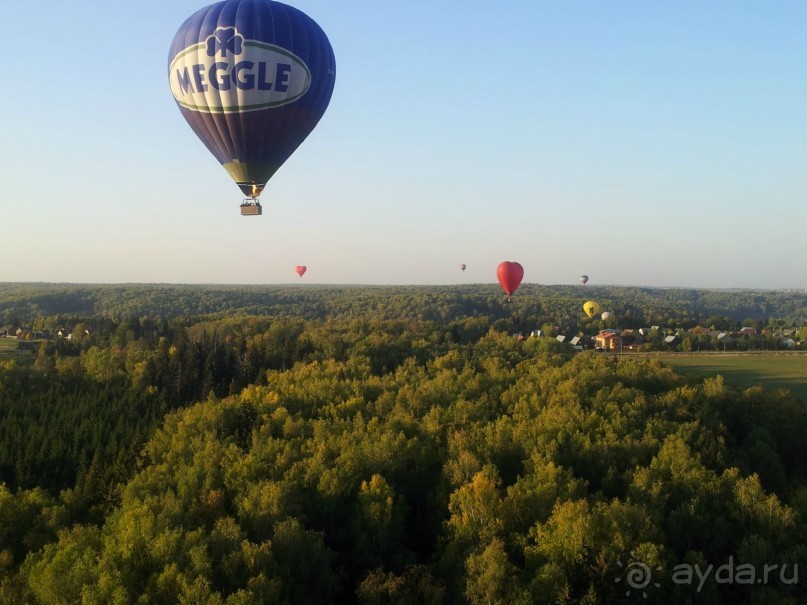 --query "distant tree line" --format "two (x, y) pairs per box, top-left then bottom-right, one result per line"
(3, 283), (807, 328)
